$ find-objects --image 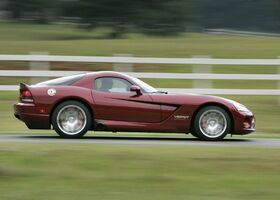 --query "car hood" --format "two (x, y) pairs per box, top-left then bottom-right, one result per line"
(150, 92), (235, 108)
